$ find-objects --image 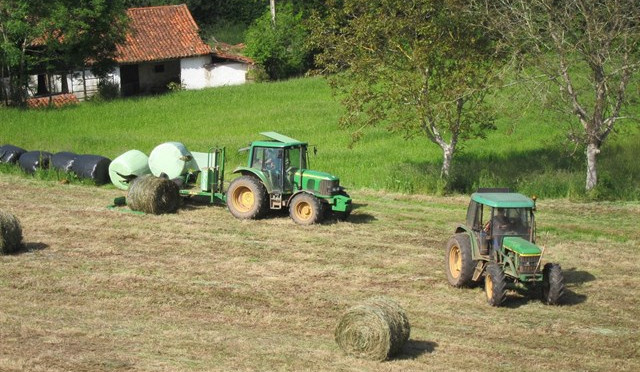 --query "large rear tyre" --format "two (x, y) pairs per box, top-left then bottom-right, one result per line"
(226, 176), (268, 220)
(485, 262), (507, 307)
(445, 234), (475, 287)
(289, 193), (323, 225)
(542, 263), (565, 305)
